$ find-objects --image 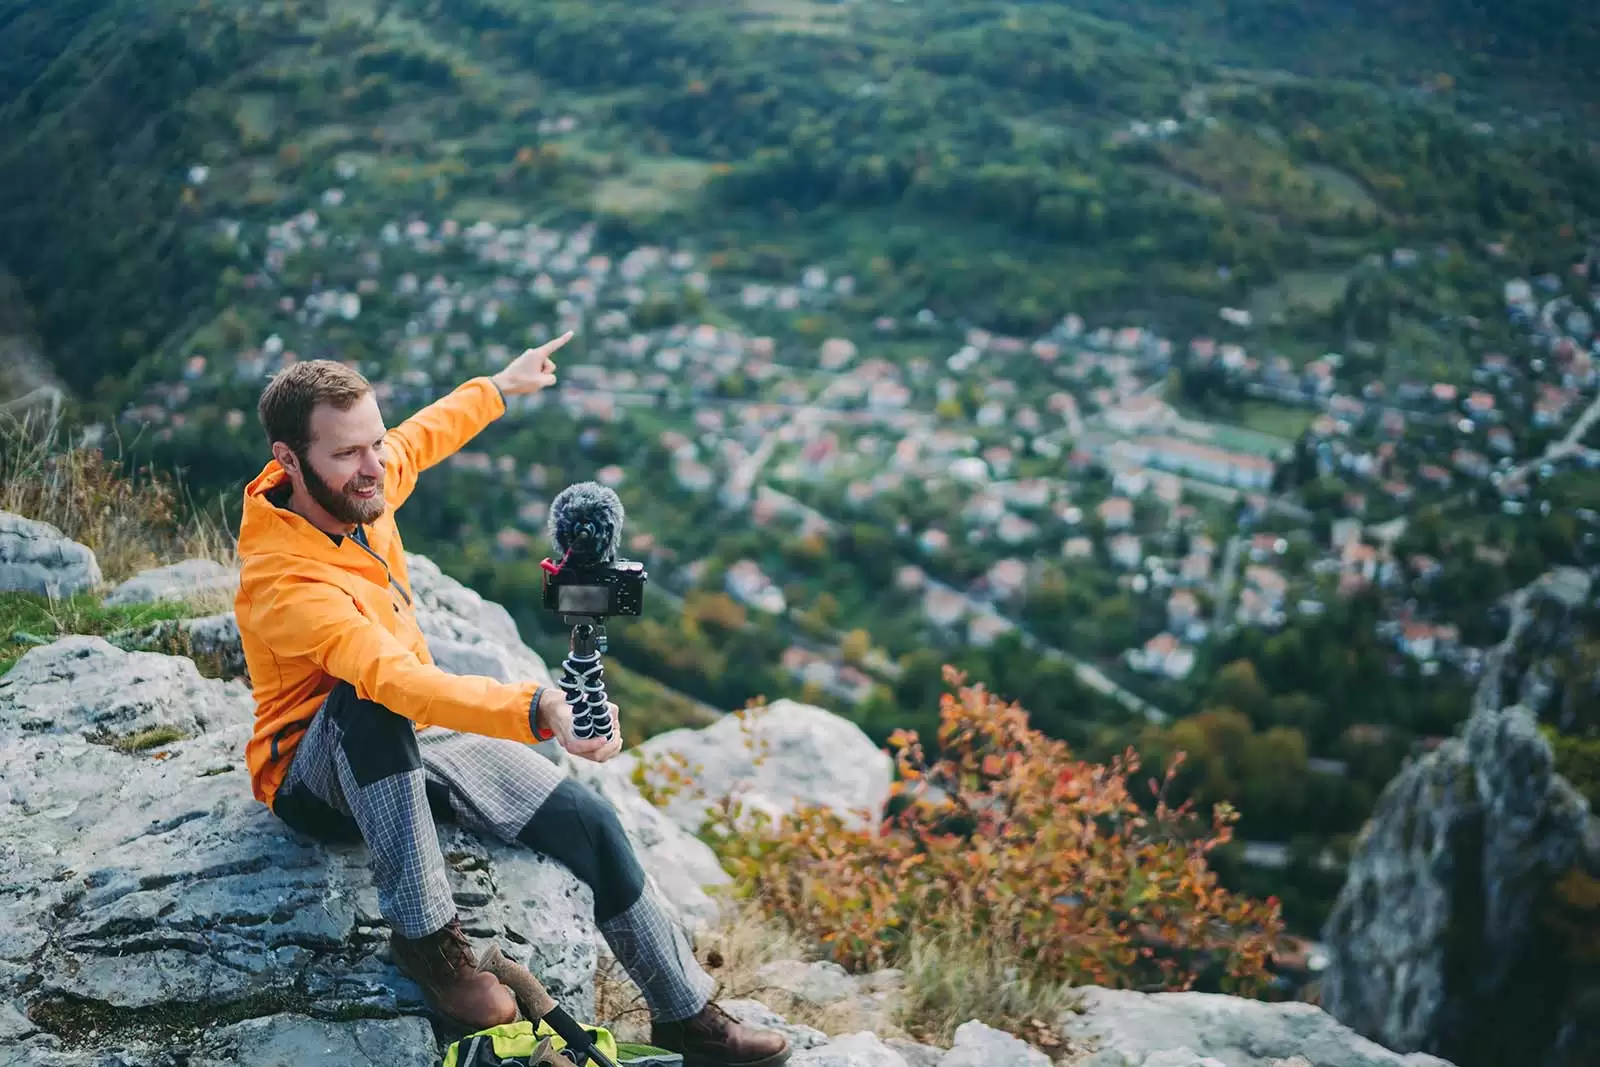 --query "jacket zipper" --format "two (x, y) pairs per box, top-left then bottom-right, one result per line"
(348, 526), (413, 607)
